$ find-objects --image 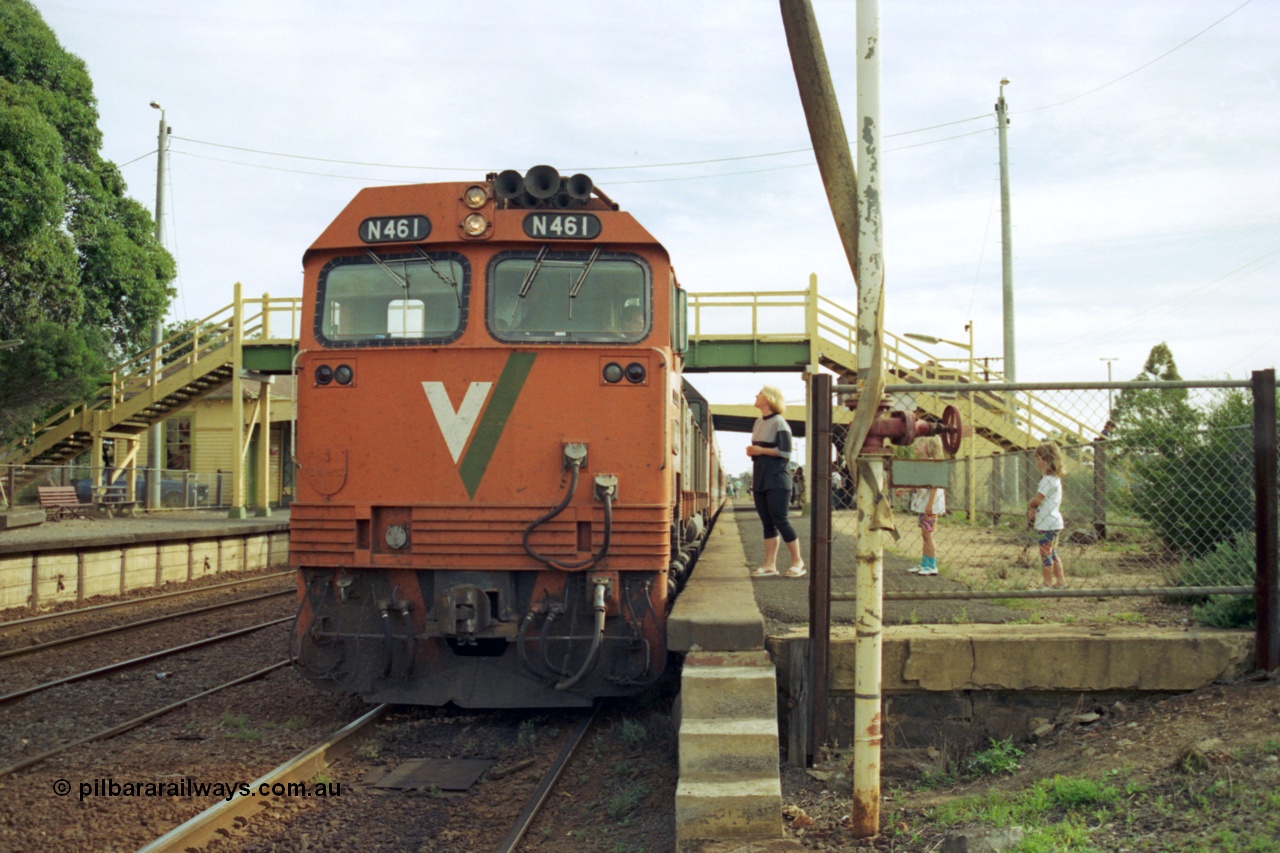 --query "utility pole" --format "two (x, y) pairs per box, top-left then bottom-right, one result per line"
(996, 79), (1015, 382)
(1101, 357), (1119, 414)
(146, 102), (169, 511)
